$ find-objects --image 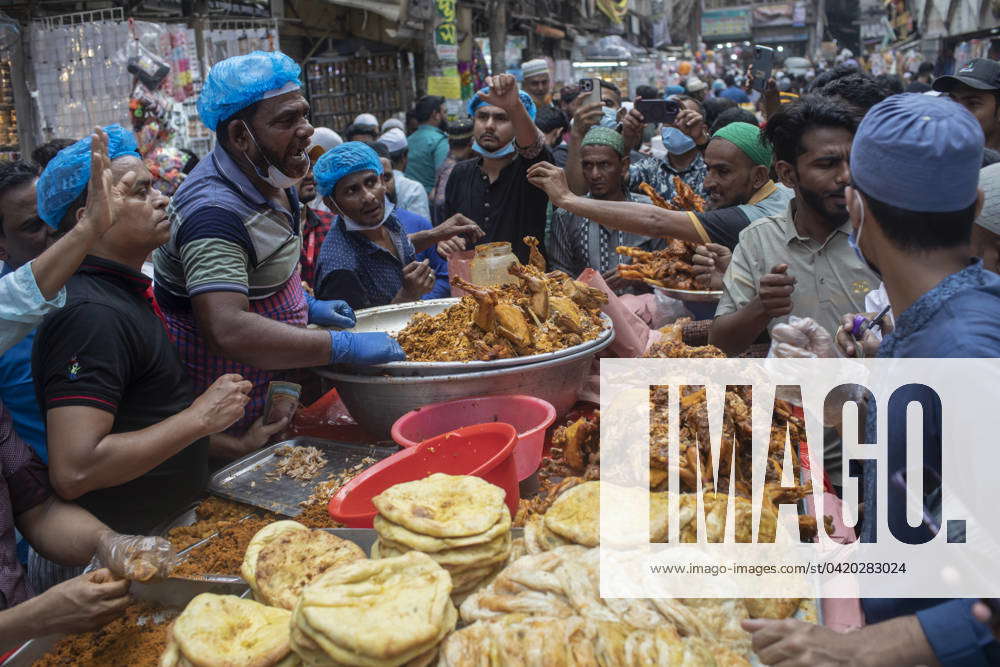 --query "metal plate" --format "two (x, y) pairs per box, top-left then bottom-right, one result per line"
(649, 282), (723, 303)
(332, 298), (615, 377)
(208, 438), (398, 517)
